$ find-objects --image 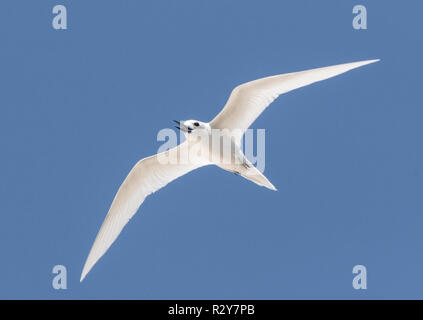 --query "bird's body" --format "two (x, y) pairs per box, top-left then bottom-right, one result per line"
(81, 59), (379, 281)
